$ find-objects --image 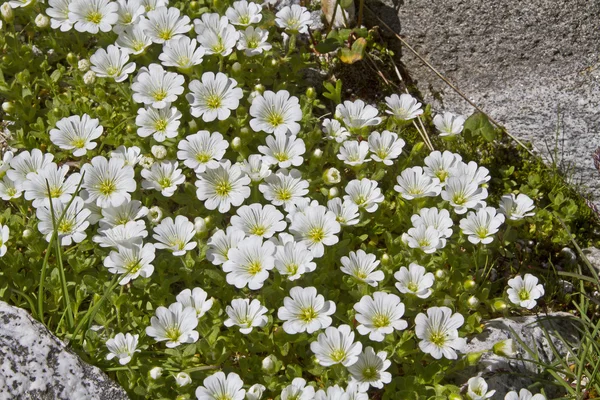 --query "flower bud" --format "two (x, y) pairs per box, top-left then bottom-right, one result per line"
(492, 299), (507, 312)
(2, 101), (14, 114)
(434, 269), (446, 279)
(194, 217), (208, 237)
(190, 1), (199, 10)
(305, 87), (316, 99)
(410, 141), (425, 155)
(22, 228), (33, 240)
(447, 394), (463, 400)
(261, 355), (278, 375)
(148, 206), (163, 224)
(204, 215), (213, 228)
(313, 149), (323, 159)
(139, 155), (154, 169)
(463, 279), (476, 291)
(78, 59), (91, 72)
(1, 3), (14, 22)
(467, 295), (479, 309)
(381, 253), (390, 265)
(66, 52), (78, 65)
(328, 187), (339, 199)
(246, 384), (266, 400)
(35, 14), (50, 28)
(493, 339), (517, 358)
(149, 367), (163, 380)
(465, 351), (484, 366)
(83, 70), (96, 85)
(231, 136), (242, 151)
(253, 84), (265, 93)
(323, 167), (341, 185)
(174, 372), (191, 387)
(231, 62), (242, 73)
(151, 145), (167, 160)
